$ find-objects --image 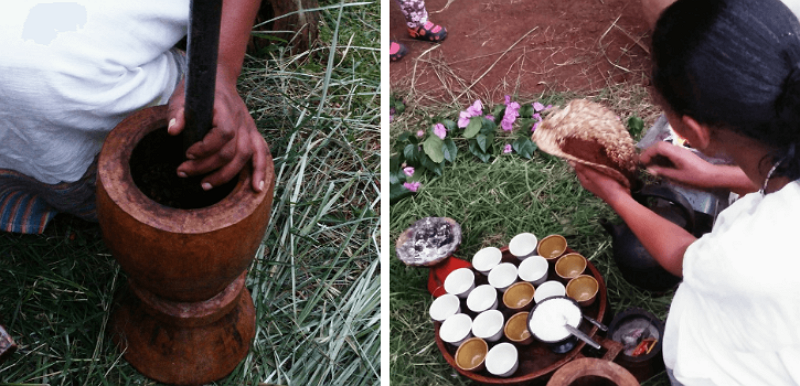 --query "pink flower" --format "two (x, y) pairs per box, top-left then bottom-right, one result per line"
(485, 114), (494, 121)
(466, 100), (483, 117)
(501, 117), (514, 132)
(531, 121), (541, 132)
(503, 144), (513, 153)
(533, 102), (545, 112)
(403, 181), (421, 192)
(533, 113), (542, 121)
(505, 95), (511, 105)
(544, 104), (552, 111)
(500, 101), (520, 131)
(416, 130), (425, 137)
(403, 166), (415, 177)
(433, 123), (447, 139)
(457, 111), (471, 128)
